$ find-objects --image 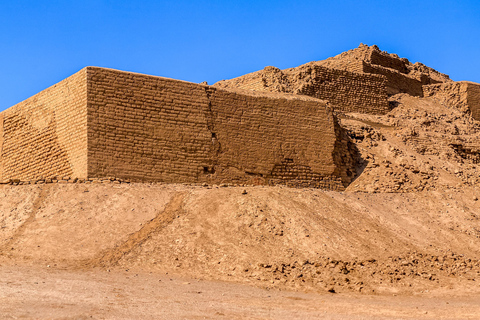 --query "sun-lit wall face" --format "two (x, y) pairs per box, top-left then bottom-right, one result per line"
(466, 82), (480, 121)
(214, 64), (390, 115)
(0, 67), (358, 189)
(0, 68), (88, 182)
(86, 67), (355, 189)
